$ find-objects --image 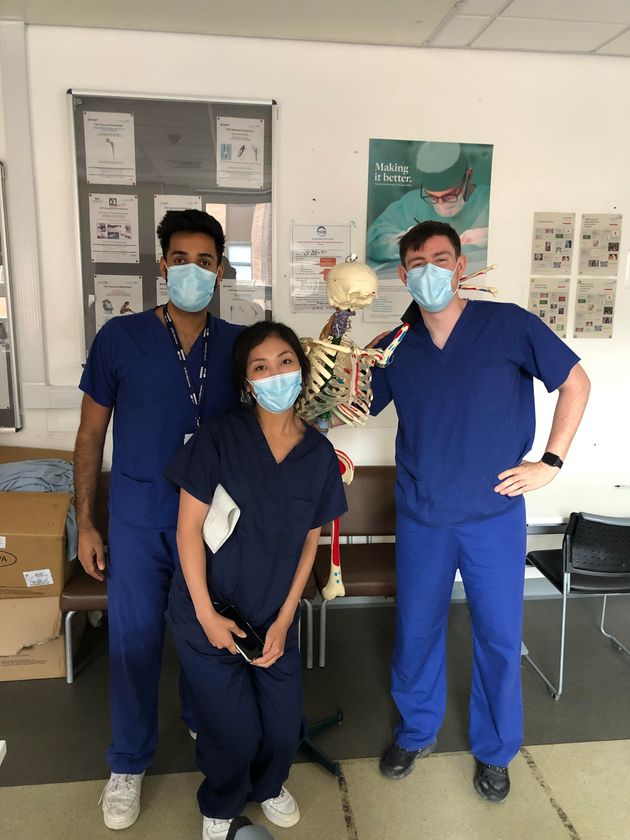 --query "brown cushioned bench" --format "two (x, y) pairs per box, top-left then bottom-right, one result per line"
(313, 465), (397, 667)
